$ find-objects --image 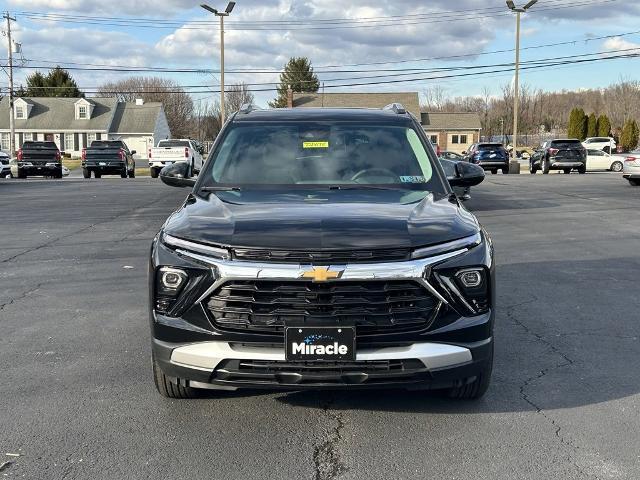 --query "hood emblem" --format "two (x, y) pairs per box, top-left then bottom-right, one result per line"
(301, 266), (344, 282)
